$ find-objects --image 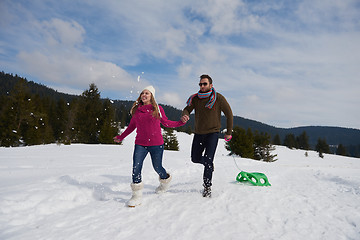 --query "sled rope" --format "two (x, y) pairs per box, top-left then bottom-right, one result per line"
(226, 138), (271, 186)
